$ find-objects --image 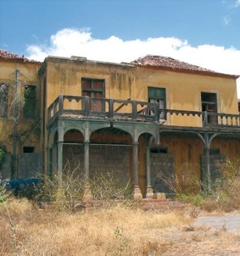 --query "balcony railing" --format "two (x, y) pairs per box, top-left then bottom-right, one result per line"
(47, 95), (240, 129)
